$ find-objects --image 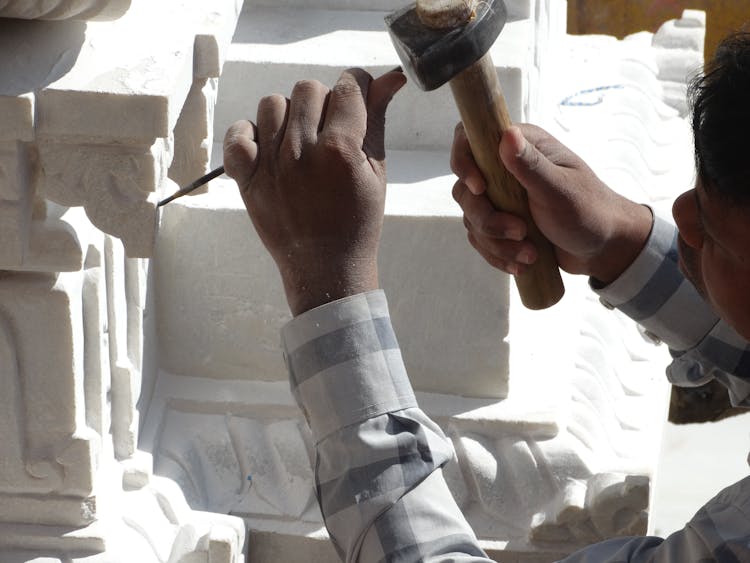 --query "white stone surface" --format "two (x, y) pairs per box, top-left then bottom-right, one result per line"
(0, 0), (131, 21)
(148, 221), (670, 552)
(213, 1), (563, 151)
(0, 0), (243, 258)
(169, 79), (219, 191)
(0, 271), (99, 533)
(156, 158), (511, 398)
(0, 237), (246, 560)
